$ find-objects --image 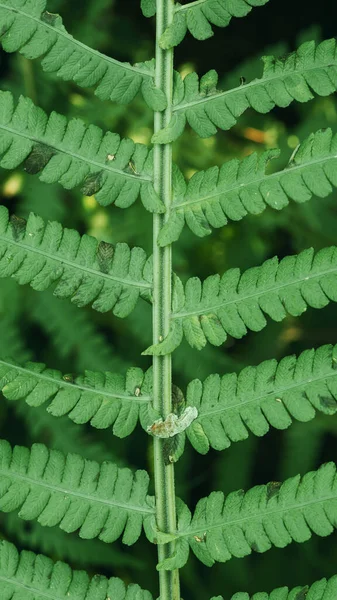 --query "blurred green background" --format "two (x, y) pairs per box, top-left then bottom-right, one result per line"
(0, 0), (337, 598)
